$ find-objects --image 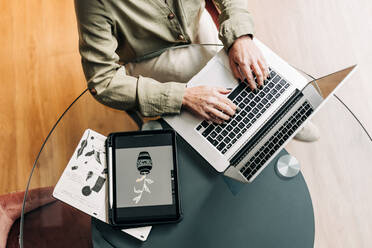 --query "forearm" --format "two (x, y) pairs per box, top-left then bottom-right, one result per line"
(214, 0), (255, 50)
(87, 66), (186, 117)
